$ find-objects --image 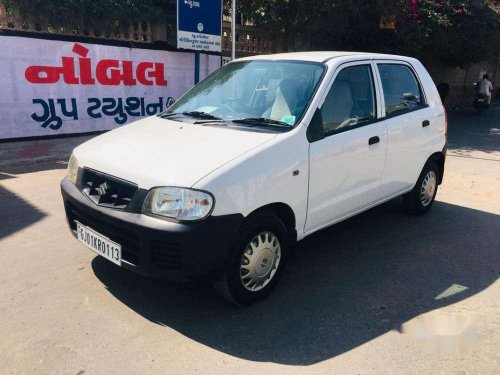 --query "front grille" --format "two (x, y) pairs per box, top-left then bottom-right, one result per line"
(66, 202), (140, 265)
(151, 240), (182, 270)
(81, 168), (138, 210)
